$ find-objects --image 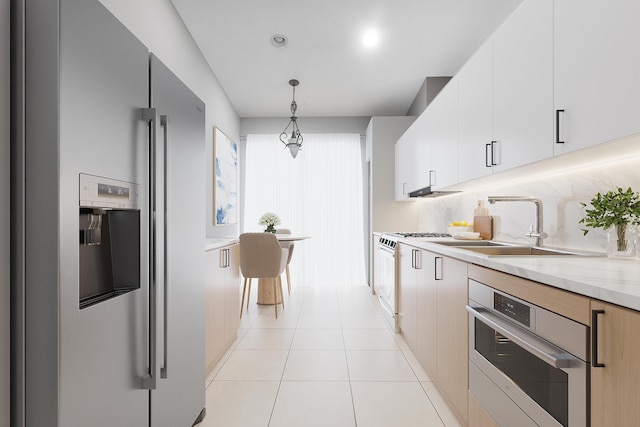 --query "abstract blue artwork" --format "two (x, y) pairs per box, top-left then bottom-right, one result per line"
(214, 127), (237, 225)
